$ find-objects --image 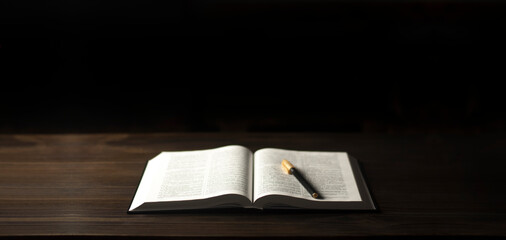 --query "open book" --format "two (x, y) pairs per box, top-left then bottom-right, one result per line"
(128, 145), (375, 212)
